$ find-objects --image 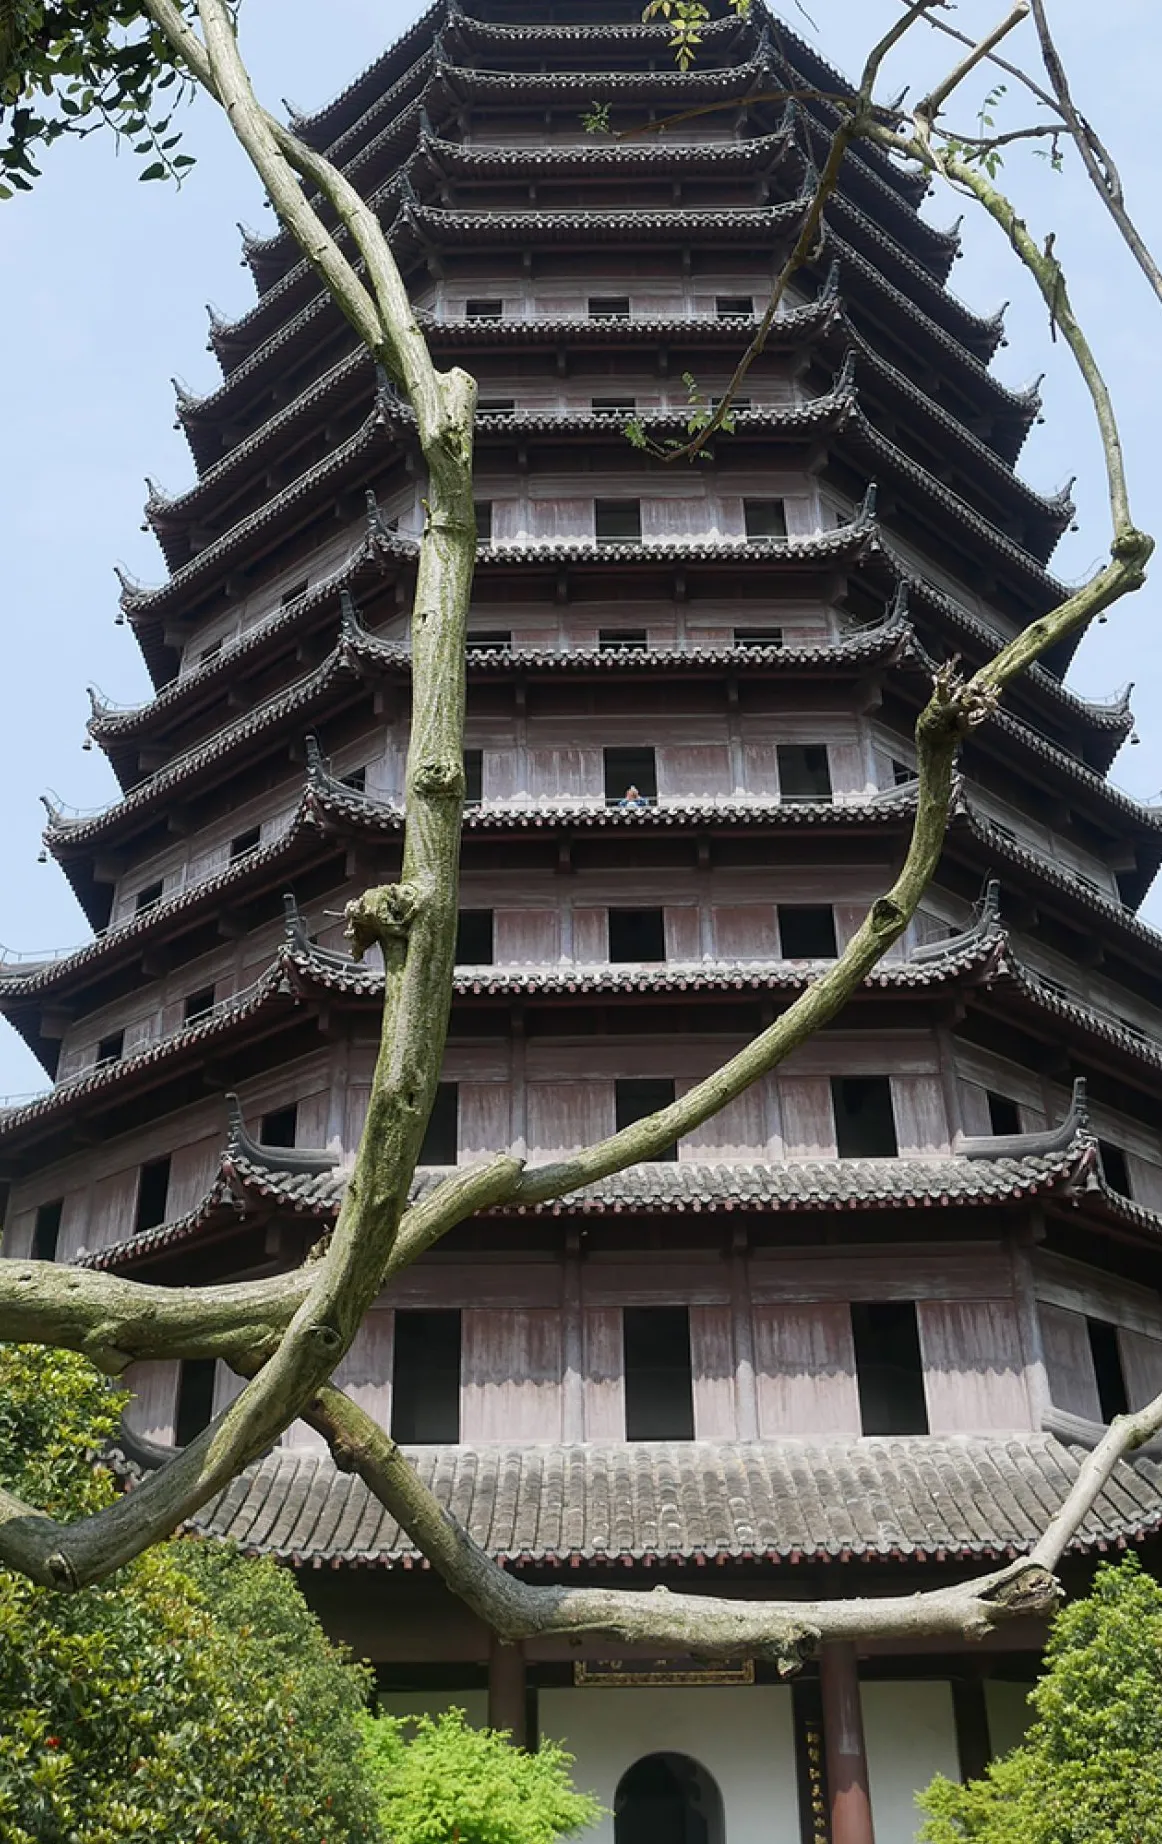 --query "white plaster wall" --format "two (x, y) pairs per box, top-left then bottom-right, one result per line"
(539, 1685), (799, 1844)
(984, 1681), (1034, 1759)
(861, 1681), (961, 1844)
